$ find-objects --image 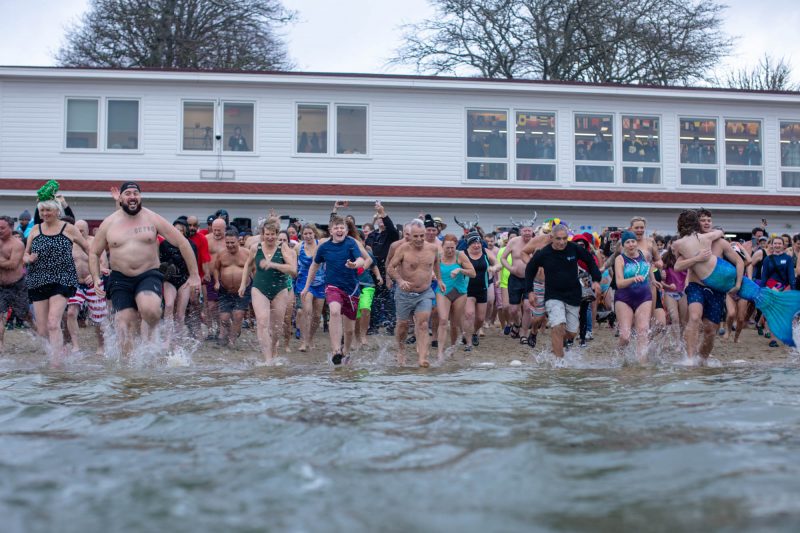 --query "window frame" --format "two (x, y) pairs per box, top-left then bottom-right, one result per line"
(105, 98), (142, 153)
(572, 111), (616, 186)
(512, 109), (558, 184)
(63, 97), (101, 152)
(179, 99), (217, 154)
(778, 118), (800, 190)
(333, 103), (370, 158)
(620, 114), (663, 186)
(722, 117), (764, 189)
(677, 115), (720, 188)
(220, 100), (258, 156)
(464, 107), (510, 182)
